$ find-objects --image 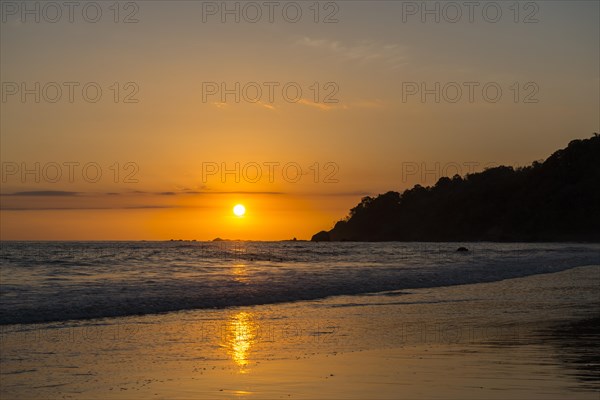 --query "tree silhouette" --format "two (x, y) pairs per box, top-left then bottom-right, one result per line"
(312, 135), (600, 242)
